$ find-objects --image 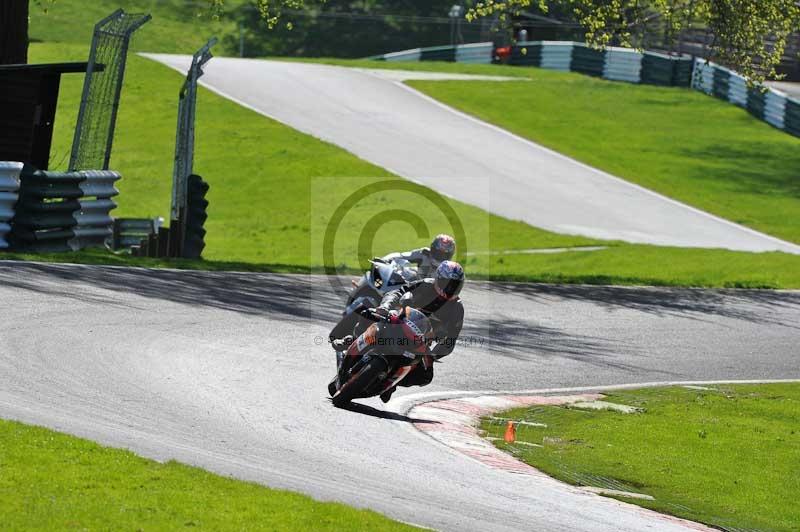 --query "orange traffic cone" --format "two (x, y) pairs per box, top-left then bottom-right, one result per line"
(503, 420), (516, 443)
